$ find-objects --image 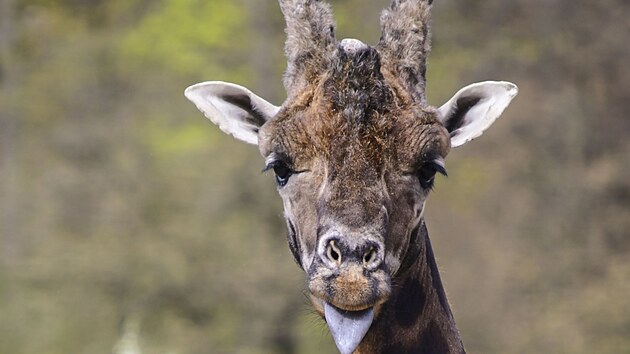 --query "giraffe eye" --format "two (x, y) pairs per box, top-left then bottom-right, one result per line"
(417, 162), (447, 190)
(272, 161), (293, 187)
